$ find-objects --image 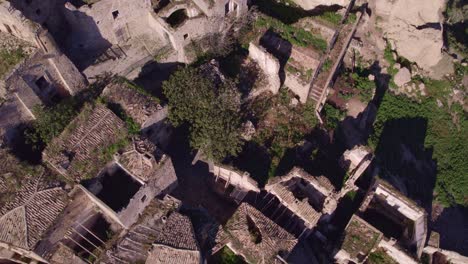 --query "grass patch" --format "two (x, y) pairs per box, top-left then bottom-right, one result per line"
(255, 15), (327, 52)
(0, 47), (26, 78)
(316, 11), (342, 26)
